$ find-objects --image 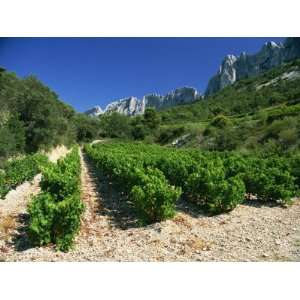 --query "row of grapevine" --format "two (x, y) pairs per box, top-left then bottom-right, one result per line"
(85, 142), (299, 218)
(27, 147), (85, 252)
(85, 144), (181, 224)
(0, 154), (48, 199)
